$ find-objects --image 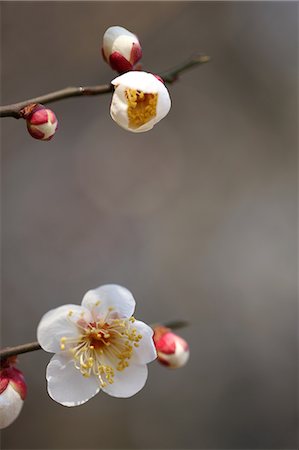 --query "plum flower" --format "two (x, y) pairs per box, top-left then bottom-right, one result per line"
(153, 326), (190, 369)
(110, 71), (171, 133)
(37, 284), (157, 406)
(26, 104), (58, 141)
(102, 26), (142, 73)
(0, 361), (27, 429)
